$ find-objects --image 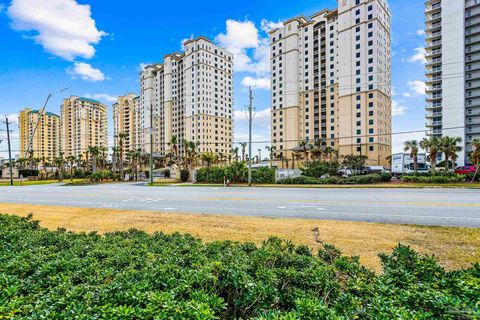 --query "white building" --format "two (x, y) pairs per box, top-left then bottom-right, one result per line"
(425, 0), (480, 165)
(138, 36), (234, 158)
(269, 0), (392, 167)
